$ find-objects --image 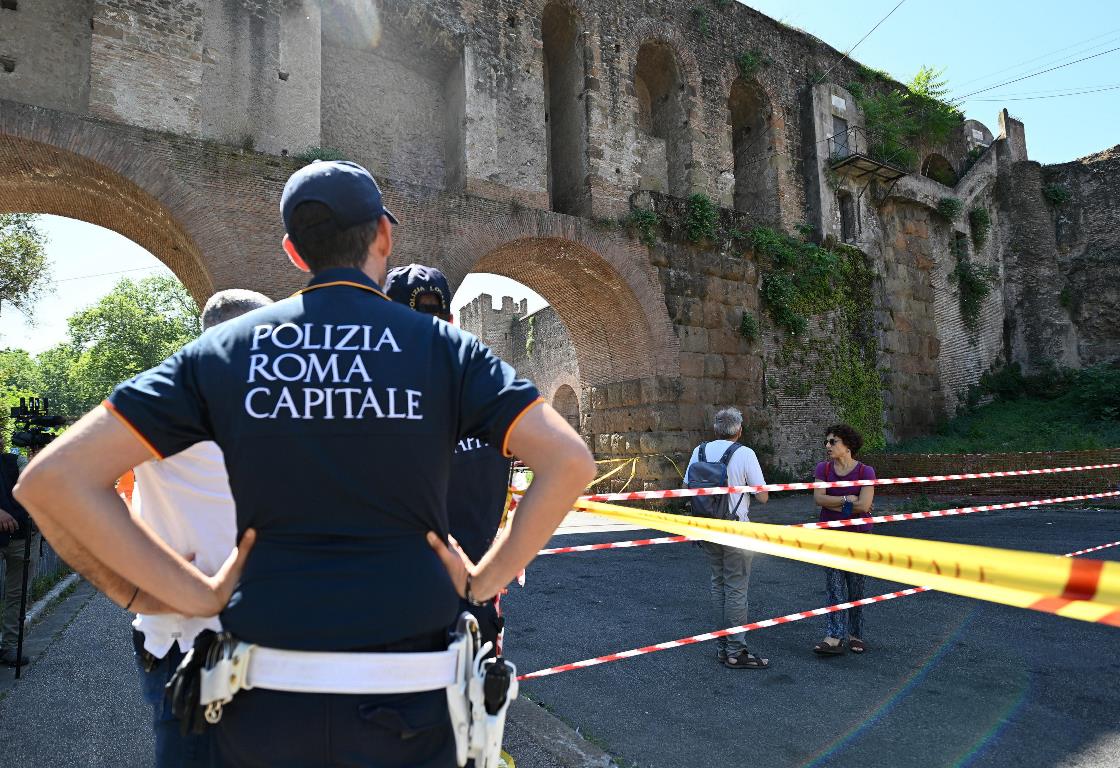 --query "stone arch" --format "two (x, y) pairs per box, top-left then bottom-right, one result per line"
(921, 153), (958, 187)
(634, 40), (693, 198)
(541, 1), (590, 217)
(419, 209), (679, 387)
(552, 383), (580, 430)
(728, 77), (777, 222)
(0, 108), (220, 304)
